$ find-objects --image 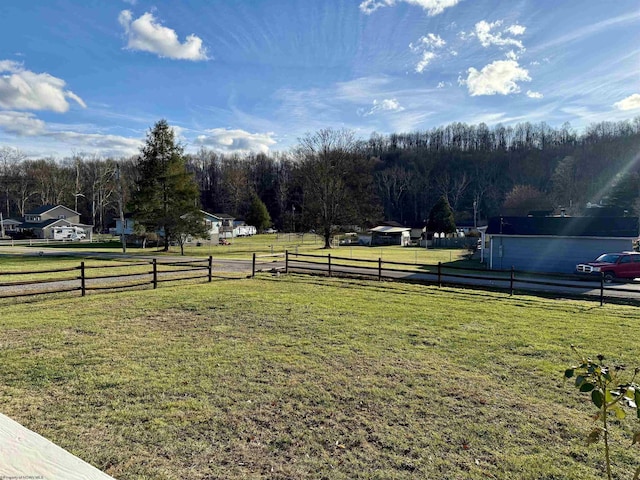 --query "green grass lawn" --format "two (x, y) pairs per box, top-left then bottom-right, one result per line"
(1, 274), (638, 479)
(0, 256), (217, 289)
(13, 233), (475, 266)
